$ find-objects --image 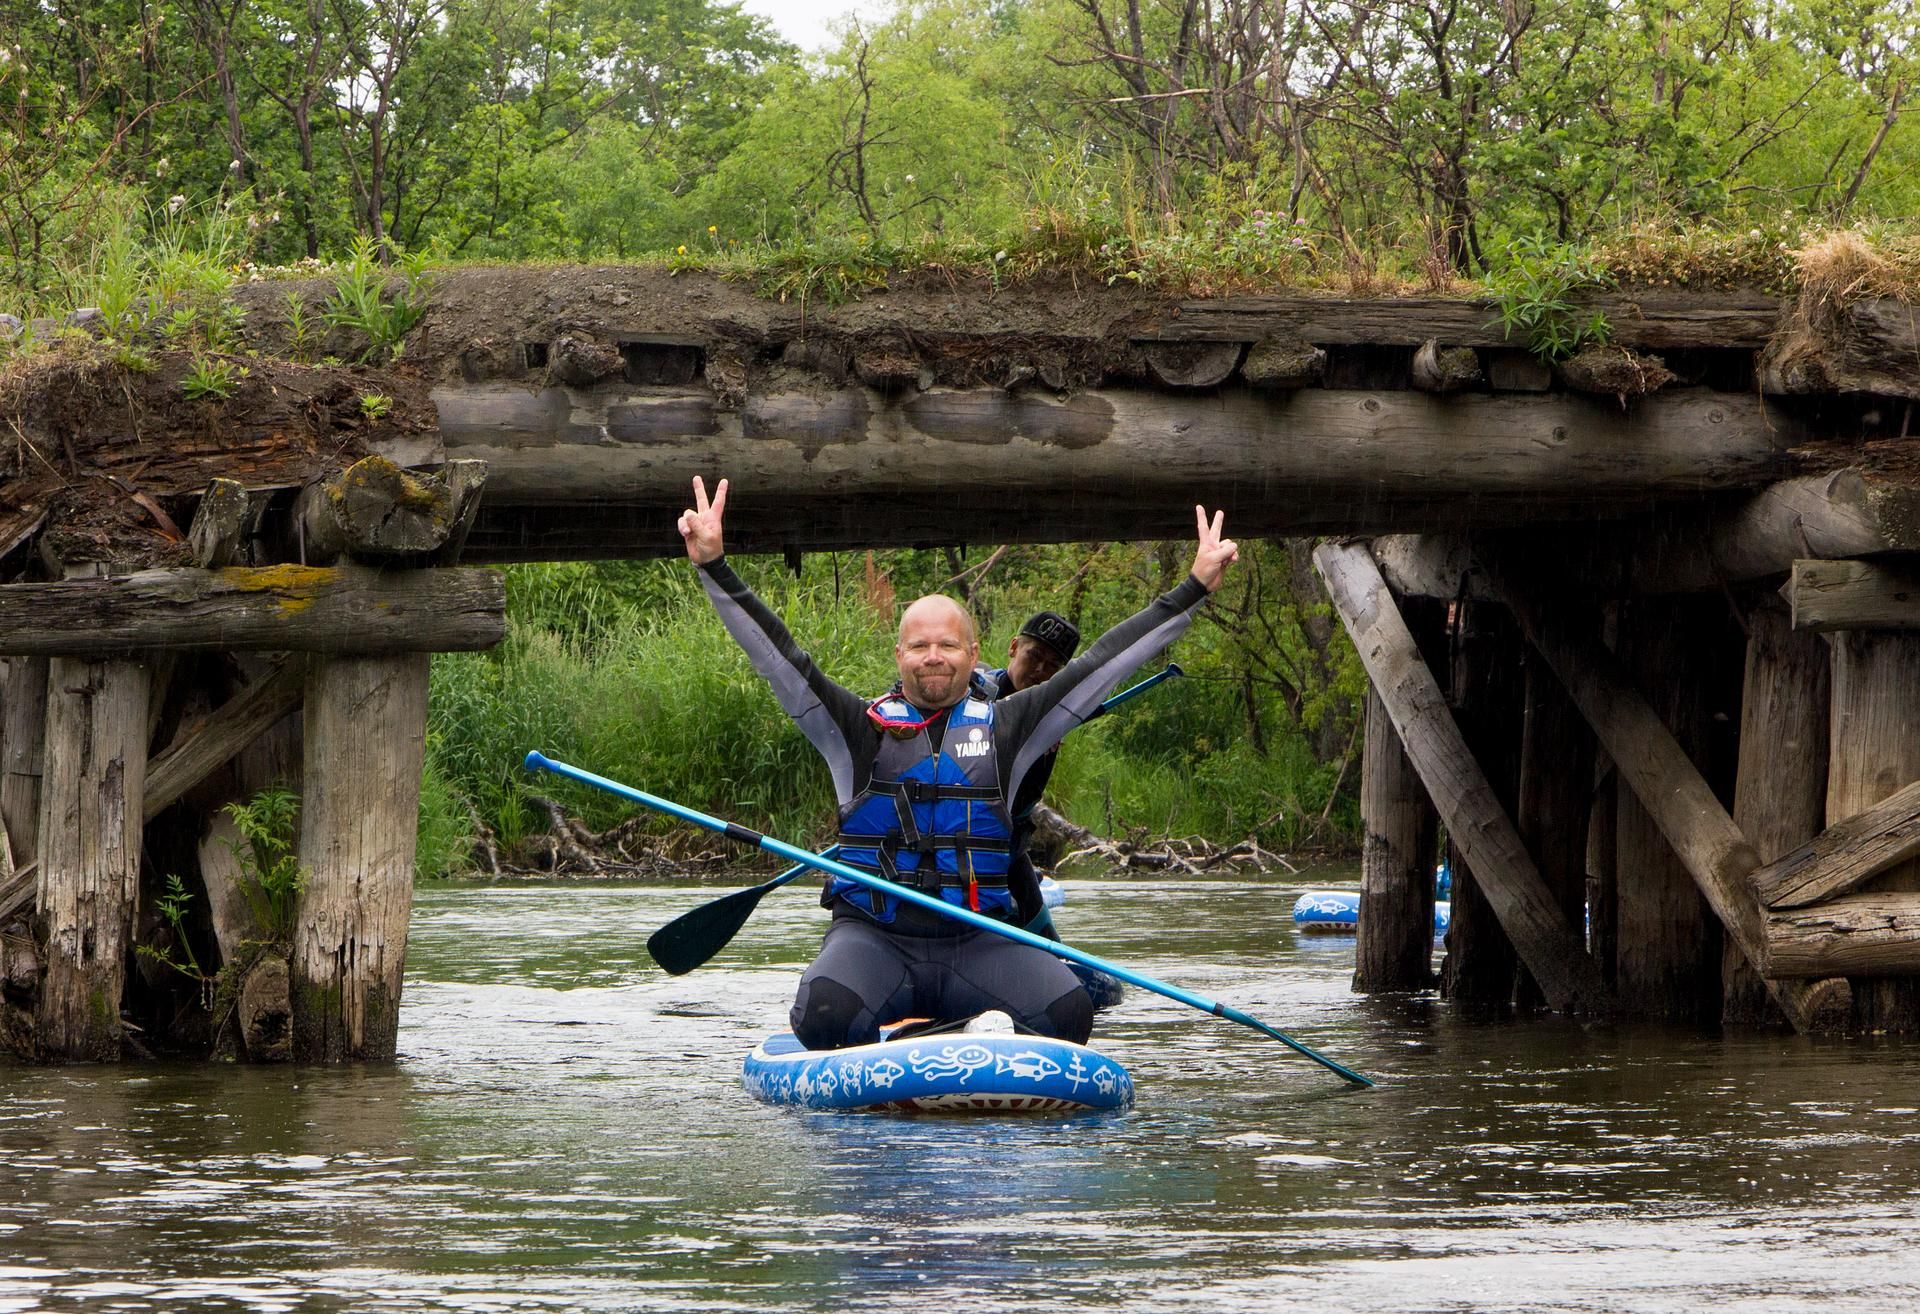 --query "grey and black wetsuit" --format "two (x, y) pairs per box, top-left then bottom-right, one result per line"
(696, 557), (1208, 1049)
